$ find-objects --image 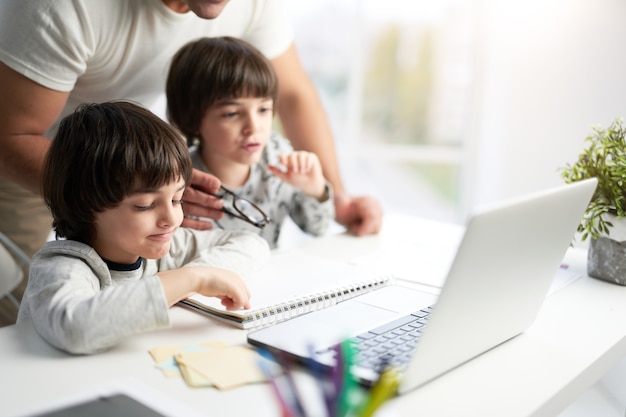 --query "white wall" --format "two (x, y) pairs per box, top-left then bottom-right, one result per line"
(469, 0), (626, 208)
